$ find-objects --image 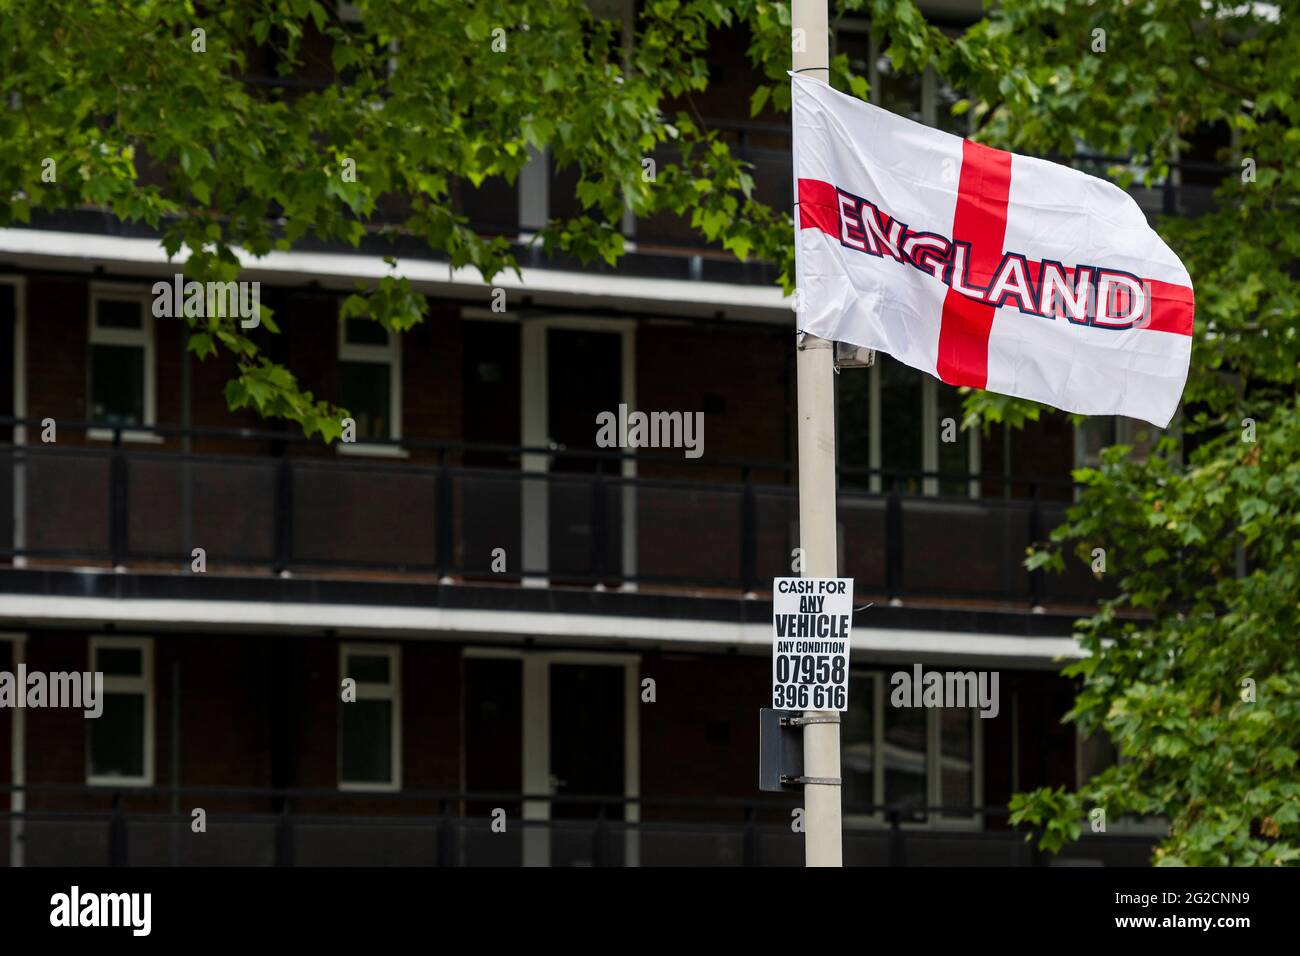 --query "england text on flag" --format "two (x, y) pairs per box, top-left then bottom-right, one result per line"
(791, 73), (1194, 428)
